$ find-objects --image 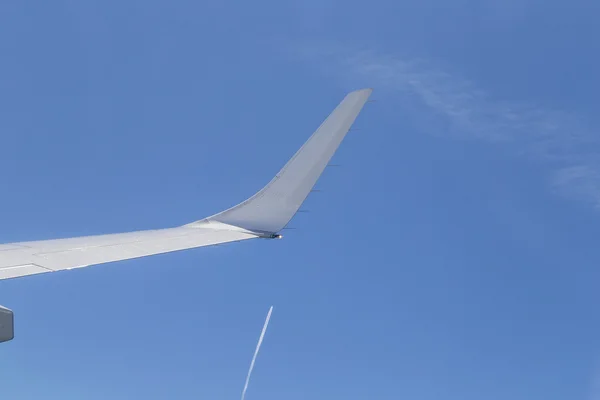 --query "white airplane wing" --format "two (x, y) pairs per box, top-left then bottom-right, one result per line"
(0, 88), (373, 282)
